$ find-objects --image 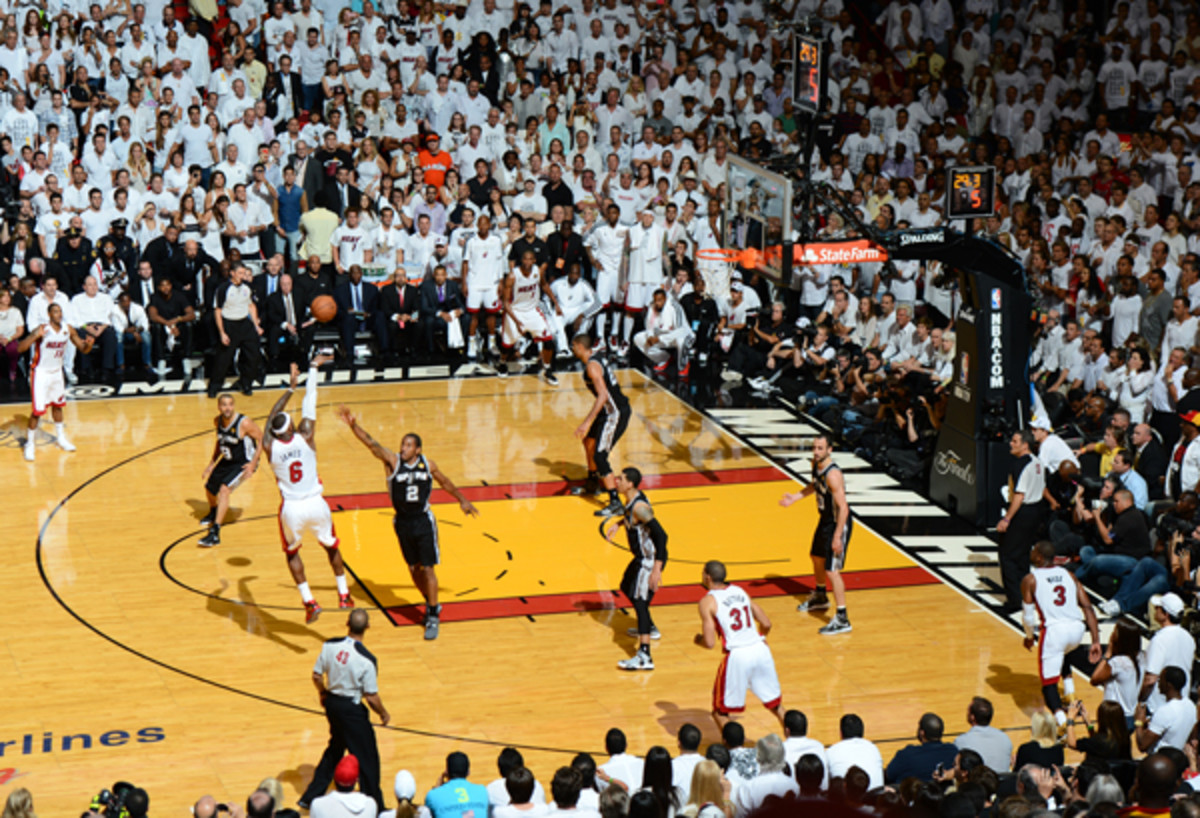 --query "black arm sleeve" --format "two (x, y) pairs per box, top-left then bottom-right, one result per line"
(648, 519), (668, 565)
